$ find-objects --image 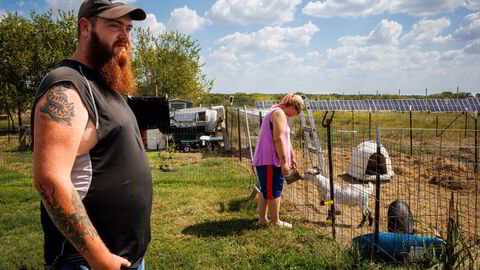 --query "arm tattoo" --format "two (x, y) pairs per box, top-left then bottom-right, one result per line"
(39, 184), (99, 254)
(39, 82), (75, 126)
